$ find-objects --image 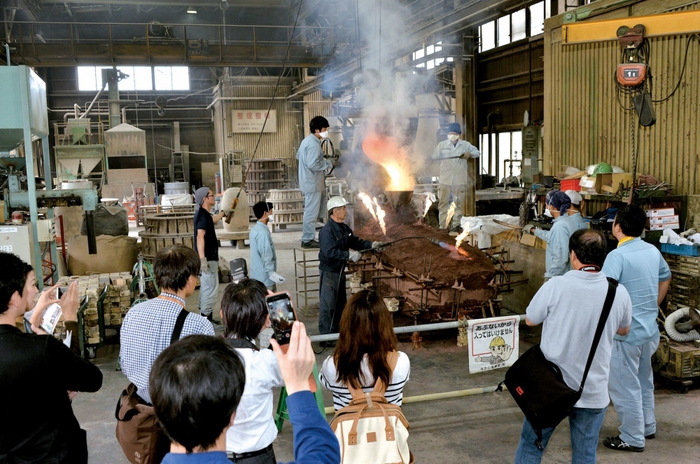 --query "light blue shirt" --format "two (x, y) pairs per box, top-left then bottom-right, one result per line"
(296, 134), (332, 194)
(565, 212), (588, 232)
(431, 139), (480, 186)
(249, 221), (276, 287)
(602, 237), (671, 345)
(534, 215), (571, 278)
